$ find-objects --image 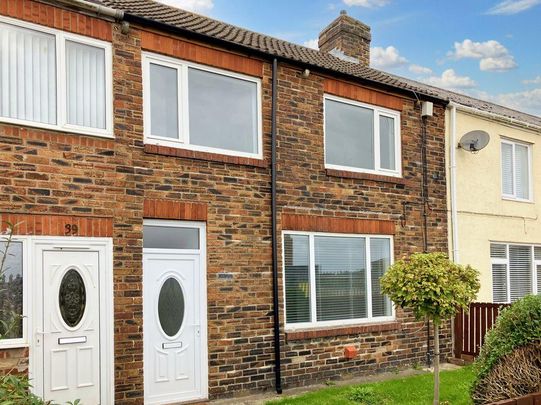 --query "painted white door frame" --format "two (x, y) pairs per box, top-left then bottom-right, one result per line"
(143, 220), (208, 404)
(29, 237), (114, 405)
